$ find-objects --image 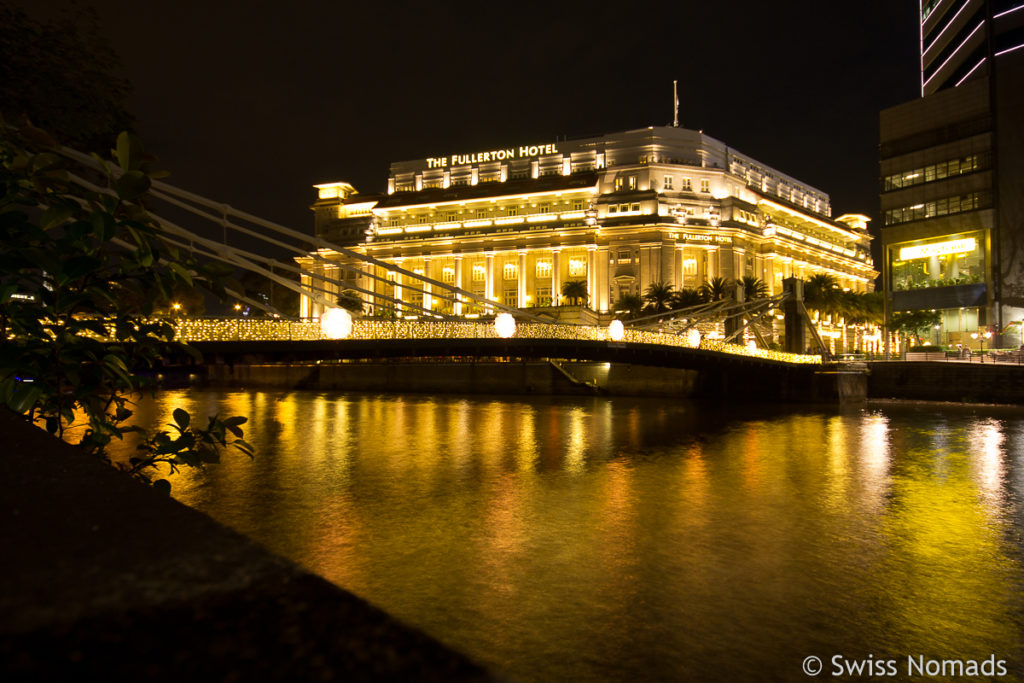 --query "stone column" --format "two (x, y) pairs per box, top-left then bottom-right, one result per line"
(587, 247), (597, 310)
(393, 260), (403, 315)
(596, 246), (609, 312)
(300, 272), (312, 318)
(551, 249), (561, 305)
(518, 251), (527, 308)
(454, 256), (463, 316)
(422, 258), (432, 312)
(485, 252), (495, 313)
